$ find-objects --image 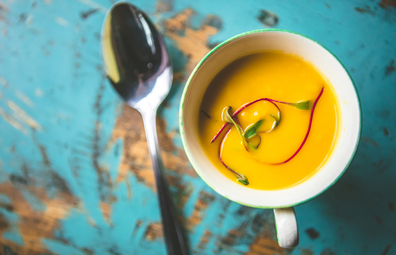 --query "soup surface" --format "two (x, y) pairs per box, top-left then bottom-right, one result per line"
(198, 51), (340, 190)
